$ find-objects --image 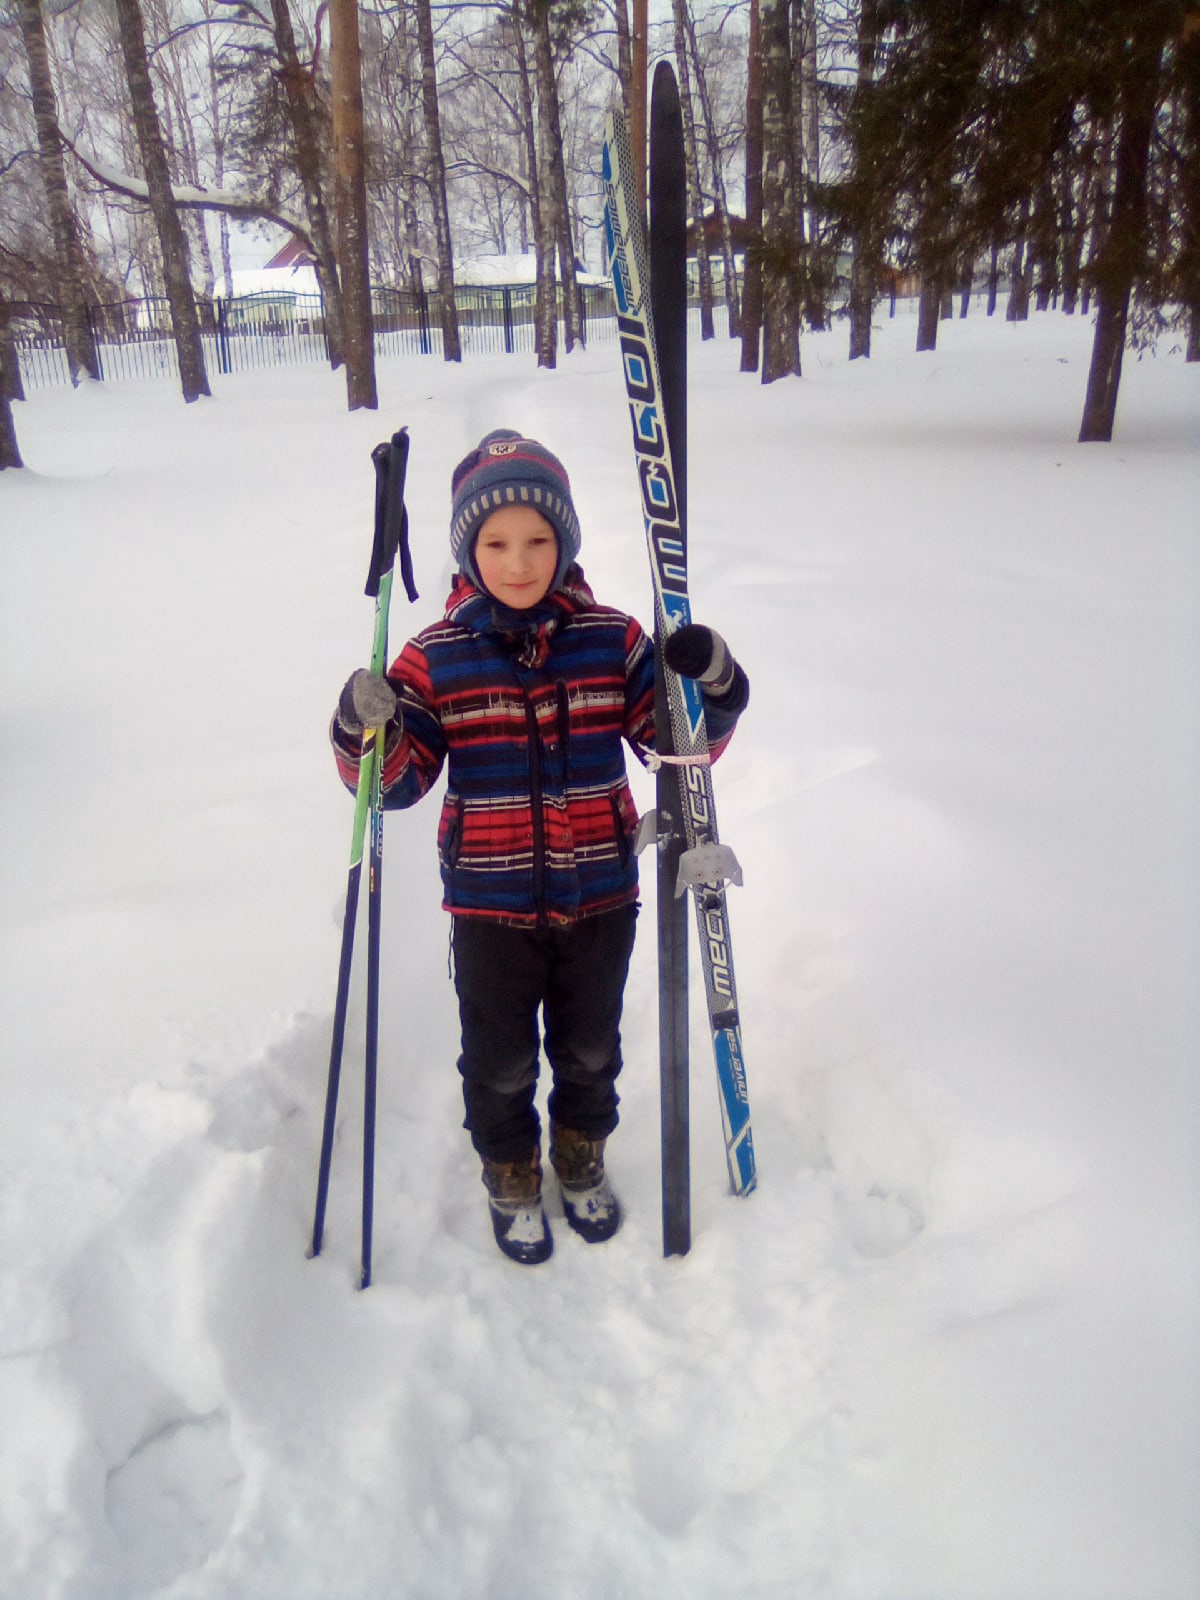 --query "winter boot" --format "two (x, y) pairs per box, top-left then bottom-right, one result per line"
(480, 1149), (553, 1265)
(549, 1124), (621, 1243)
